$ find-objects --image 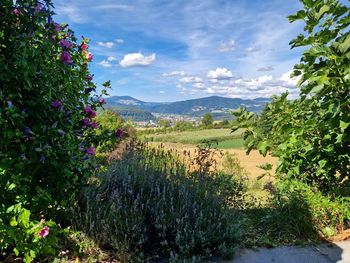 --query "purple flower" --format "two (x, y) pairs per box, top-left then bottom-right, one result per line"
(86, 75), (93, 81)
(39, 155), (45, 163)
(34, 3), (44, 14)
(51, 100), (62, 109)
(84, 88), (94, 94)
(60, 39), (73, 49)
(98, 98), (105, 105)
(7, 100), (13, 109)
(24, 127), (34, 135)
(91, 122), (98, 129)
(39, 226), (49, 238)
(115, 128), (124, 138)
(60, 51), (73, 65)
(86, 147), (95, 156)
(54, 23), (62, 32)
(13, 8), (20, 16)
(57, 129), (66, 137)
(82, 118), (90, 126)
(84, 106), (96, 118)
